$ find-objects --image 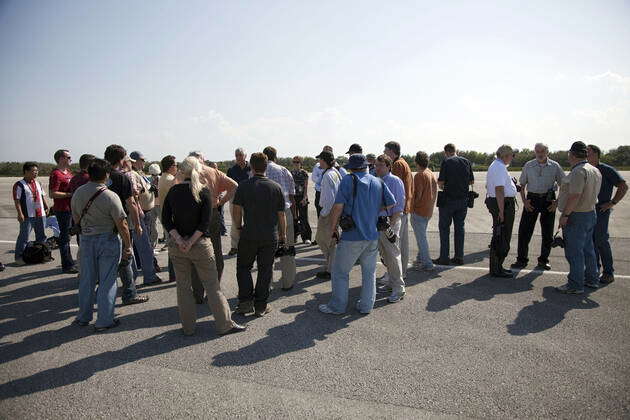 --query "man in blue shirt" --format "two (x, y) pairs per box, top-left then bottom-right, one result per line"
(587, 145), (628, 284)
(226, 148), (251, 255)
(374, 155), (406, 303)
(319, 154), (396, 315)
